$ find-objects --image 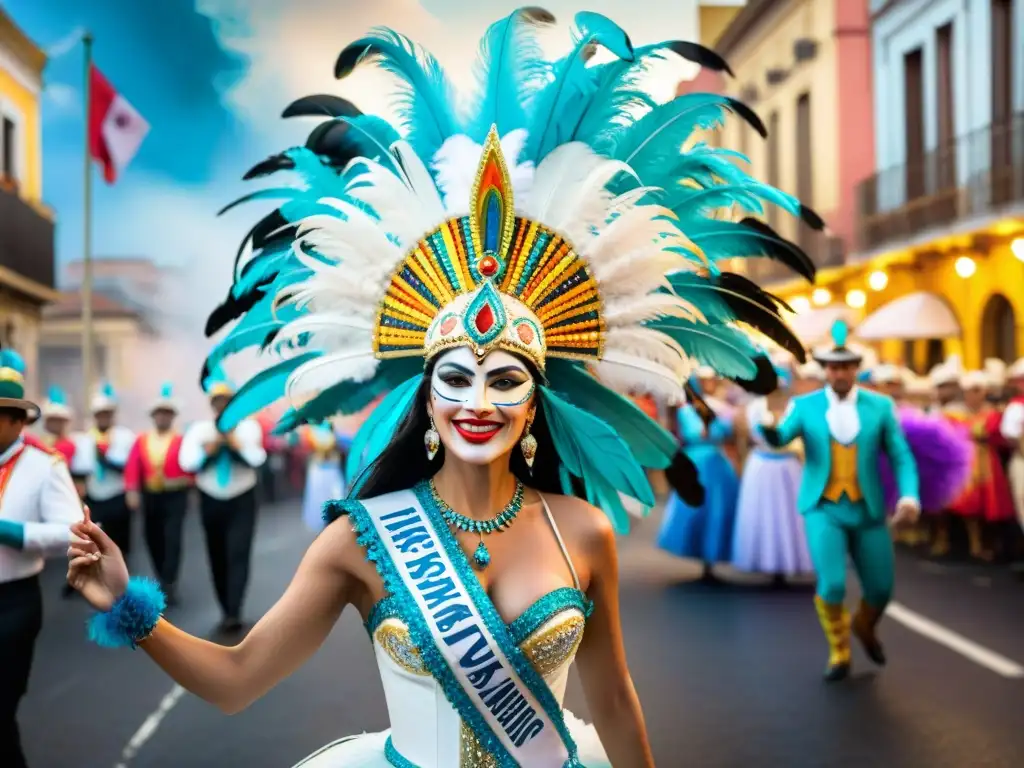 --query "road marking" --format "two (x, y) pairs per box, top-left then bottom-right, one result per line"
(886, 601), (1024, 679)
(114, 684), (186, 767)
